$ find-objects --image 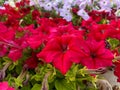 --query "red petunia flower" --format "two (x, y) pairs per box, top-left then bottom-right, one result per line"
(87, 24), (110, 41)
(0, 44), (8, 57)
(81, 17), (97, 30)
(88, 10), (108, 22)
(8, 48), (22, 62)
(0, 23), (8, 33)
(52, 18), (69, 25)
(49, 23), (83, 39)
(25, 53), (38, 69)
(72, 7), (79, 14)
(0, 23), (15, 42)
(27, 18), (58, 49)
(8, 37), (28, 62)
(107, 20), (120, 40)
(32, 9), (41, 20)
(37, 36), (82, 74)
(27, 34), (43, 49)
(71, 39), (114, 69)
